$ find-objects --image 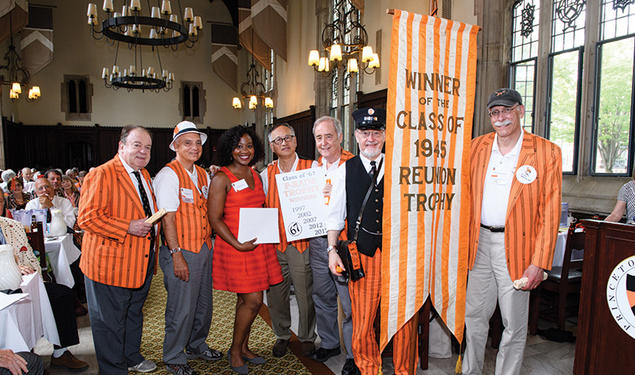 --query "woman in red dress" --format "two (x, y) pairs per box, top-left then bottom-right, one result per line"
(208, 125), (283, 374)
